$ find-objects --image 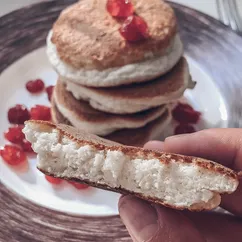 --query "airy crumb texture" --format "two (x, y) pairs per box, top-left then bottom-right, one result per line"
(51, 0), (178, 71)
(23, 121), (239, 211)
